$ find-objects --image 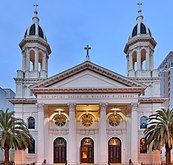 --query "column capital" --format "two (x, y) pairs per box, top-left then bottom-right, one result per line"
(100, 103), (108, 111)
(68, 103), (76, 112)
(131, 103), (138, 111)
(36, 103), (45, 112)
